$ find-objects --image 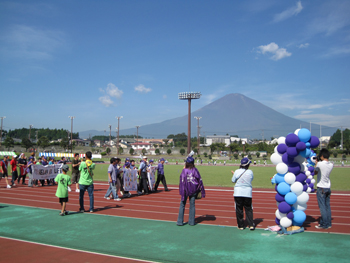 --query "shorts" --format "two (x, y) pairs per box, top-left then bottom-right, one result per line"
(59, 197), (69, 203)
(71, 173), (80, 183)
(1, 172), (8, 177)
